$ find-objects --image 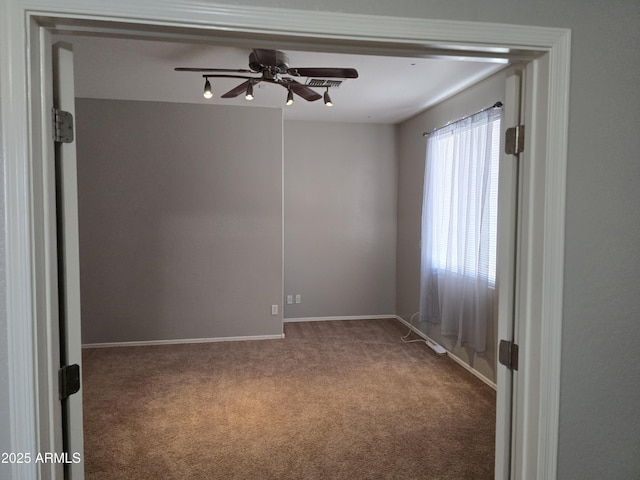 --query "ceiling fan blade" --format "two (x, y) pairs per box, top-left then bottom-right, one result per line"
(287, 67), (359, 79)
(220, 79), (264, 98)
(200, 74), (259, 80)
(175, 67), (253, 73)
(220, 80), (253, 98)
(287, 81), (322, 102)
